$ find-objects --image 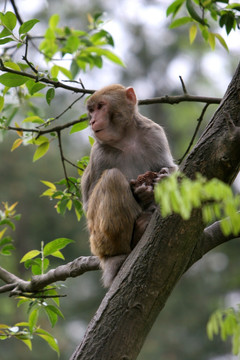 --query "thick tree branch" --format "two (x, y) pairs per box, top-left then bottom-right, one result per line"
(188, 219), (240, 270)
